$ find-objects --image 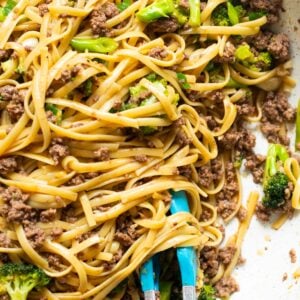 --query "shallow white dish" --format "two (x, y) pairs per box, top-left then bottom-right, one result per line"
(231, 1), (300, 299)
